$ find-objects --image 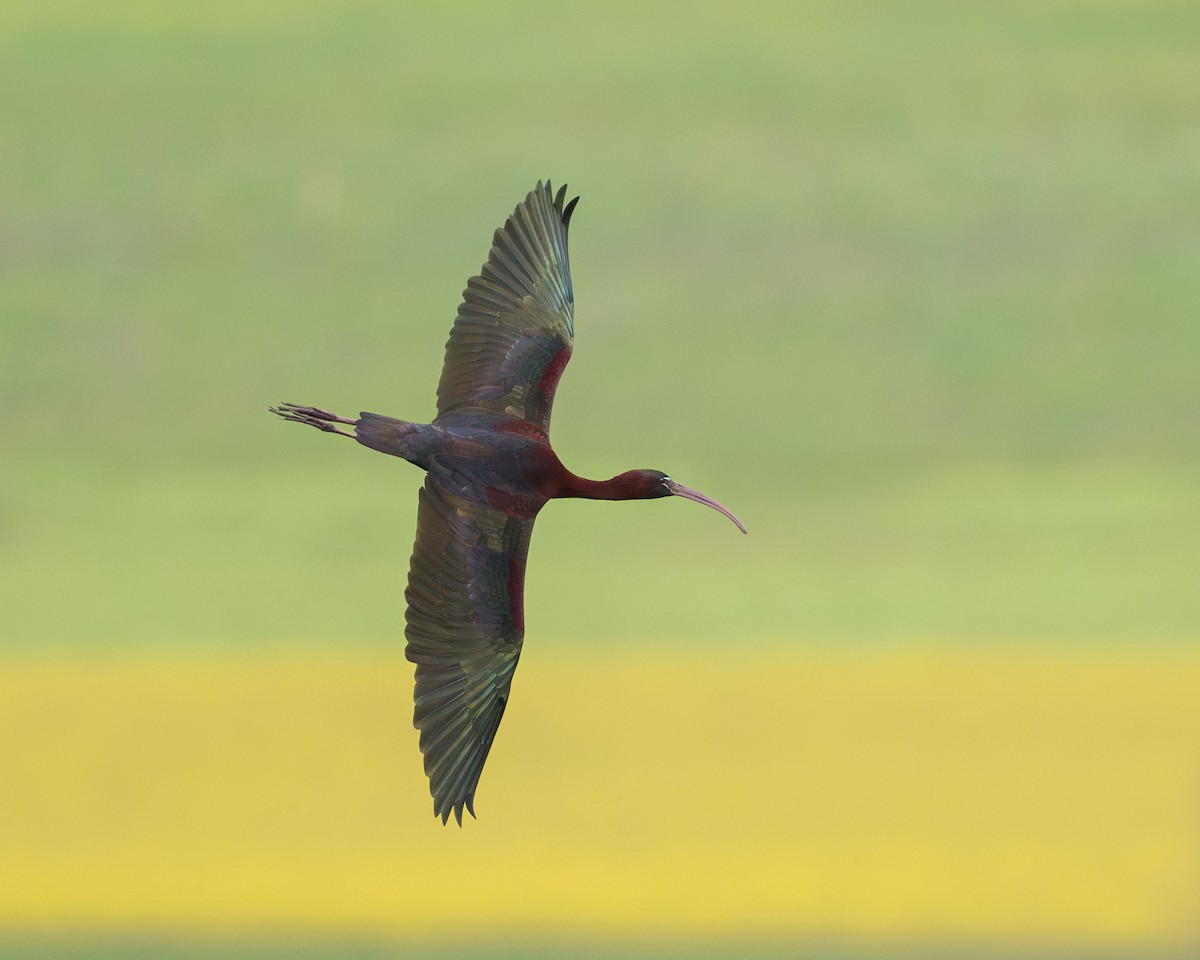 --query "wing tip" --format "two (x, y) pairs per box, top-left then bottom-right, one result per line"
(538, 179), (580, 232)
(562, 194), (579, 230)
(435, 796), (477, 827)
